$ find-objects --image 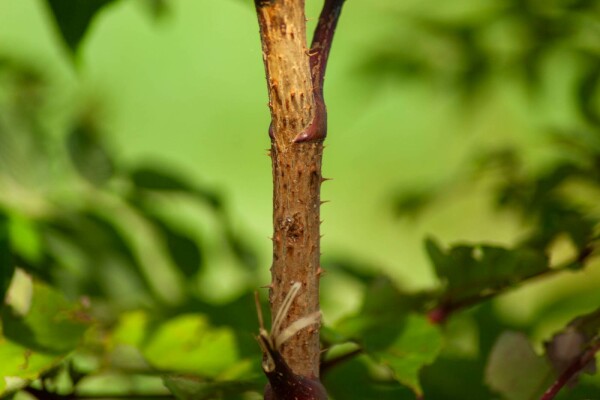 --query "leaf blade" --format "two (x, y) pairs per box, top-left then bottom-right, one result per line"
(45, 0), (118, 52)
